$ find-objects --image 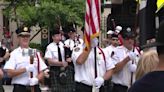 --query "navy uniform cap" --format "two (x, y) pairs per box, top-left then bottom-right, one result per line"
(16, 26), (30, 36)
(121, 27), (135, 39)
(111, 33), (118, 38)
(51, 29), (61, 35)
(68, 27), (76, 33)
